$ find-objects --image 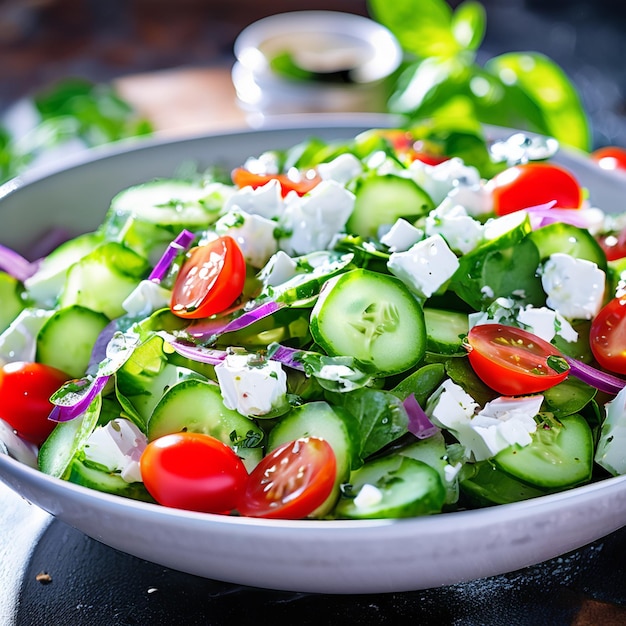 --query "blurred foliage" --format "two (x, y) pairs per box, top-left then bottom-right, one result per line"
(0, 78), (153, 185)
(368, 0), (591, 151)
